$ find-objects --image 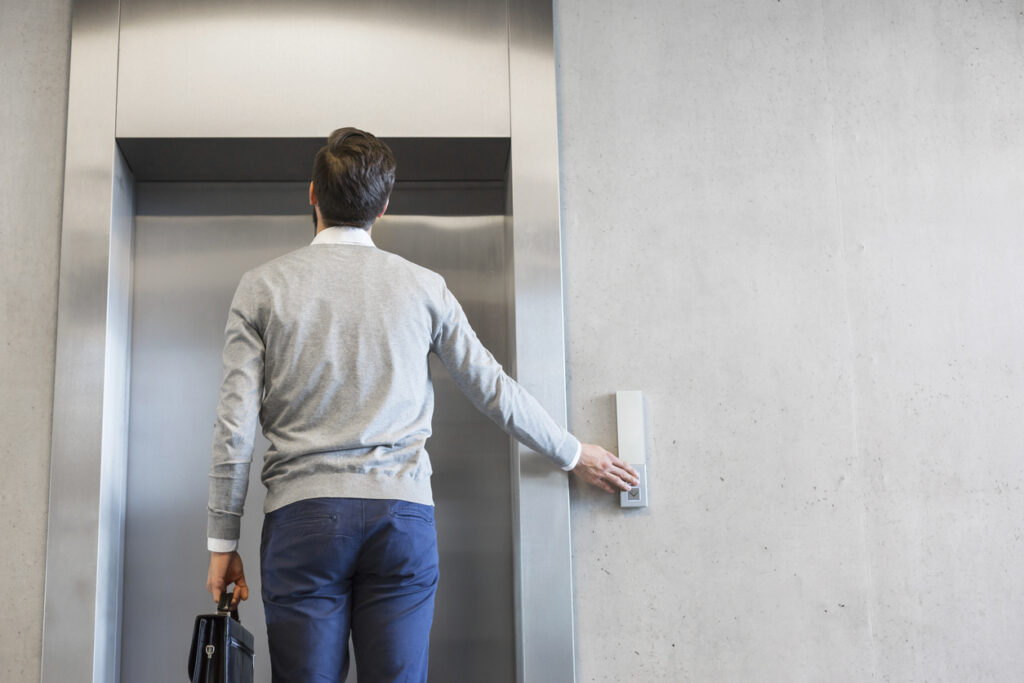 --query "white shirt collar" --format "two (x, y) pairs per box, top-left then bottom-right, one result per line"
(311, 226), (375, 247)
